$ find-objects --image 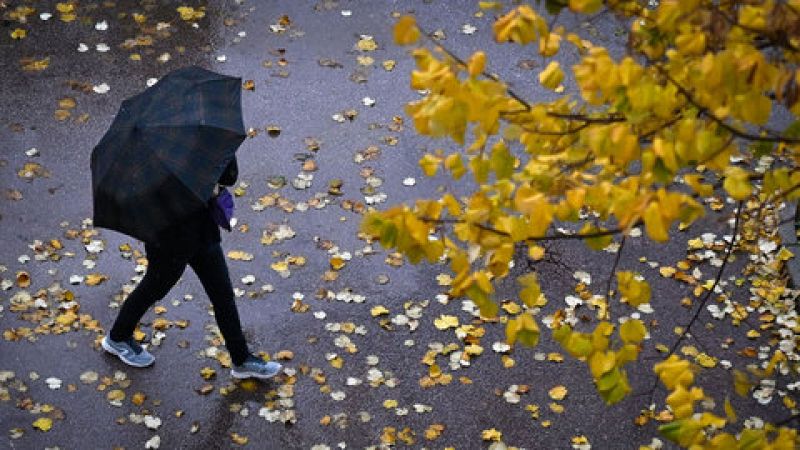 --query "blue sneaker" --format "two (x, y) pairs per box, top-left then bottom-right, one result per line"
(101, 335), (155, 368)
(231, 355), (282, 380)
